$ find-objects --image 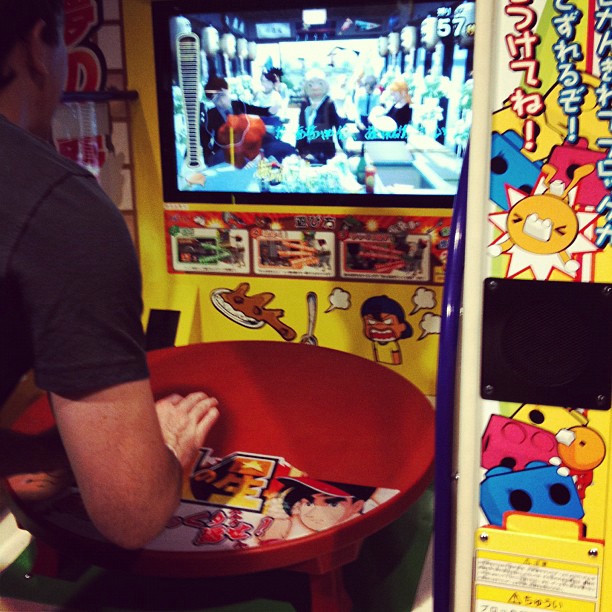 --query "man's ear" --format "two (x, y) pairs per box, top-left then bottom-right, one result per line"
(291, 499), (307, 515)
(24, 19), (51, 86)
